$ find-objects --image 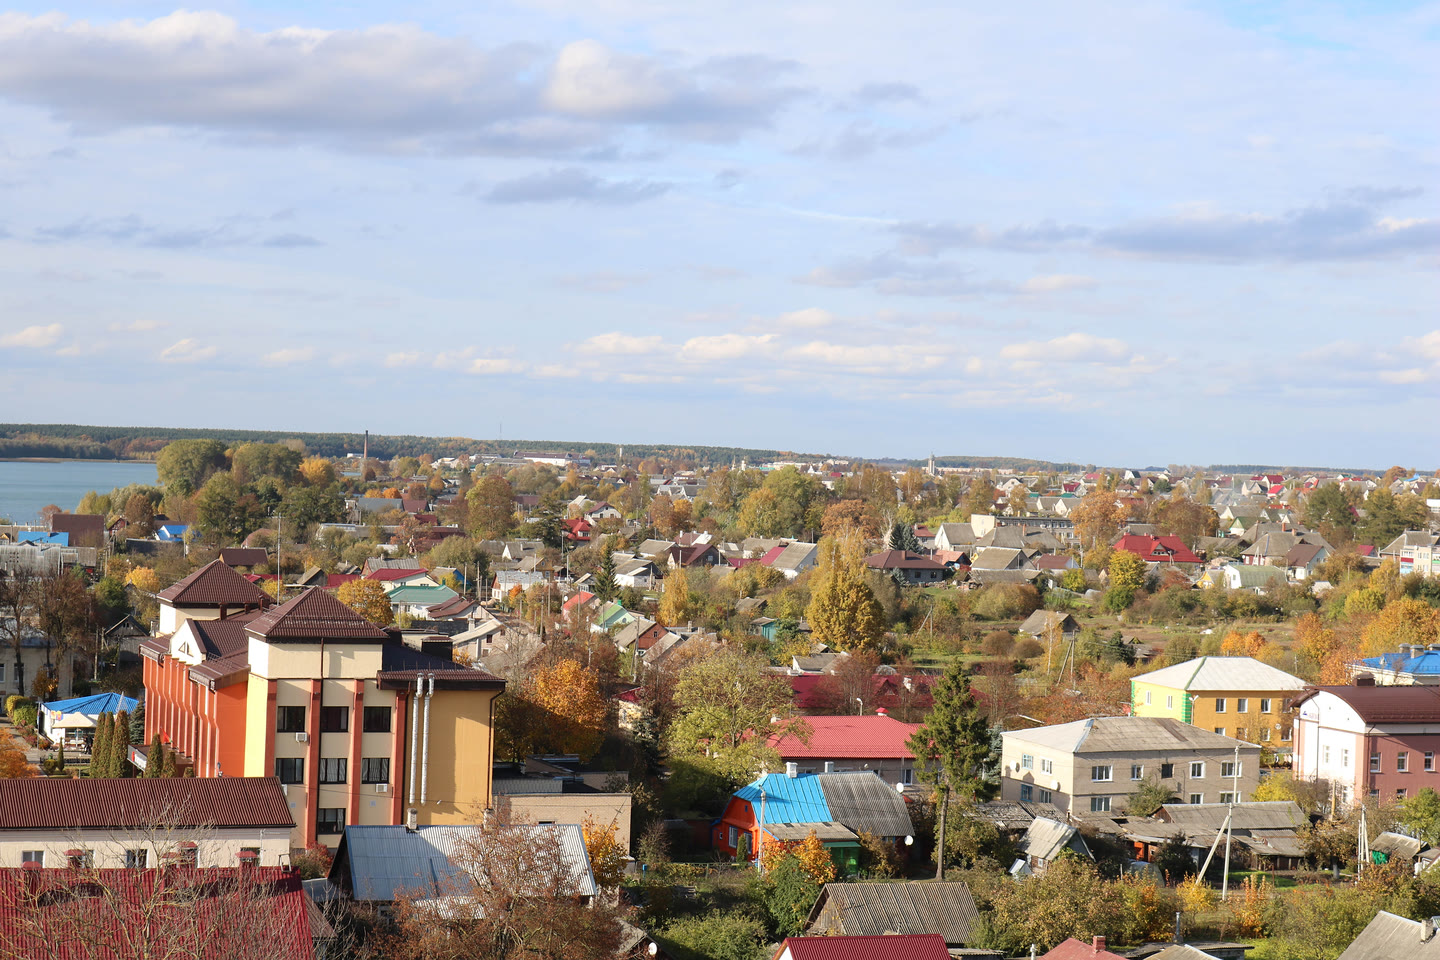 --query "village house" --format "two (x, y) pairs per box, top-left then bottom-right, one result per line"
(1130, 656), (1307, 749)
